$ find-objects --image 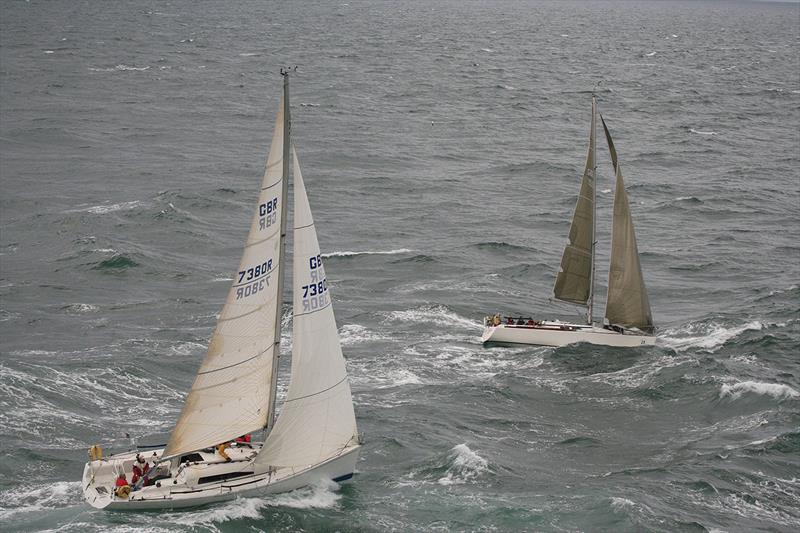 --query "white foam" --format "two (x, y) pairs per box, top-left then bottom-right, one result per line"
(166, 479), (340, 526)
(64, 303), (98, 313)
(768, 284), (797, 296)
(386, 305), (482, 332)
(267, 478), (343, 508)
(338, 324), (387, 346)
(351, 364), (423, 388)
(690, 128), (718, 135)
(438, 444), (489, 485)
(322, 248), (412, 258)
(659, 320), (764, 352)
(585, 354), (693, 389)
(610, 497), (636, 511)
(645, 51), (657, 57)
(720, 381), (799, 401)
(481, 48), (493, 53)
(67, 201), (142, 215)
(0, 481), (82, 520)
